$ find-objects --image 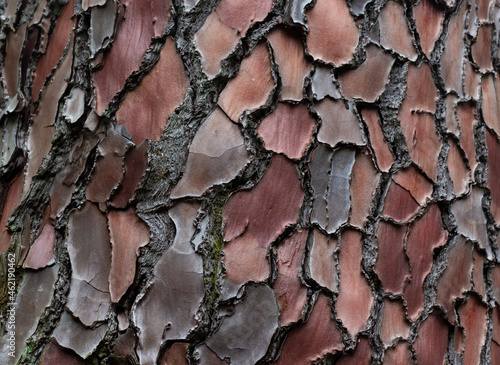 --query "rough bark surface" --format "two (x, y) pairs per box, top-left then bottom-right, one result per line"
(0, 0), (500, 364)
